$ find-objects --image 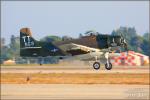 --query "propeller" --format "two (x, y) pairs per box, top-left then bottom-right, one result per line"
(120, 35), (129, 56)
